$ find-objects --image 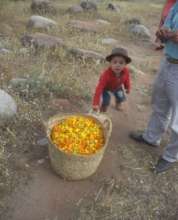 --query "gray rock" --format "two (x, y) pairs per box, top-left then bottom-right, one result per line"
(101, 38), (118, 45)
(69, 48), (104, 61)
(129, 24), (151, 40)
(96, 19), (110, 25)
(67, 4), (83, 13)
(21, 33), (64, 49)
(107, 3), (120, 12)
(37, 159), (45, 165)
(69, 20), (99, 32)
(27, 15), (57, 30)
(80, 0), (97, 11)
(0, 48), (11, 54)
(31, 0), (56, 14)
(0, 89), (17, 120)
